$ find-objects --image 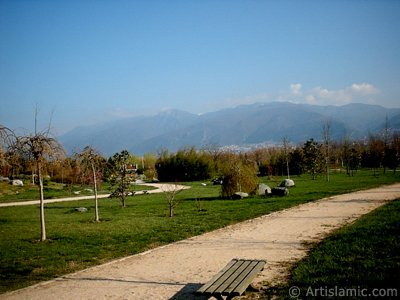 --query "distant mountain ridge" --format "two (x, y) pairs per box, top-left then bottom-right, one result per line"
(59, 102), (400, 156)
